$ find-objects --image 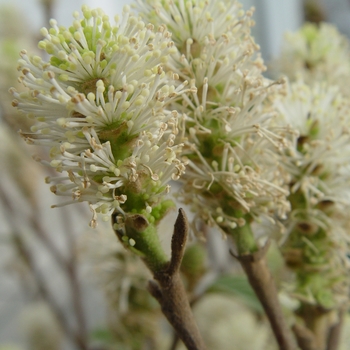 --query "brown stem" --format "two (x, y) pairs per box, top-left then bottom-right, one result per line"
(41, 0), (55, 25)
(327, 307), (346, 350)
(232, 241), (296, 350)
(169, 334), (180, 350)
(169, 295), (203, 350)
(292, 323), (318, 350)
(11, 232), (87, 349)
(28, 200), (89, 349)
(293, 305), (348, 350)
(60, 207), (88, 348)
(295, 305), (333, 350)
(0, 183), (88, 349)
(148, 209), (206, 350)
